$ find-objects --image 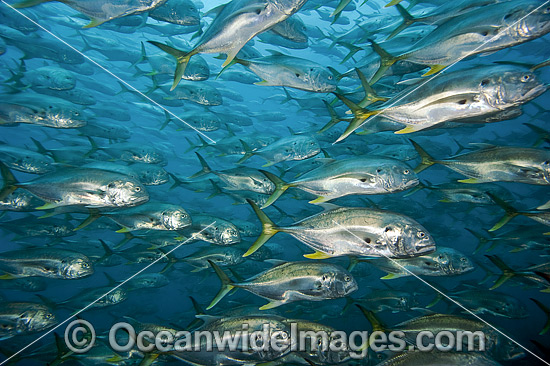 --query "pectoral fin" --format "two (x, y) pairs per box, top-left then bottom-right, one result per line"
(35, 202), (59, 210)
(380, 273), (401, 280)
(304, 251), (332, 259)
(259, 300), (284, 310)
(458, 178), (480, 183)
(422, 64), (446, 76)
